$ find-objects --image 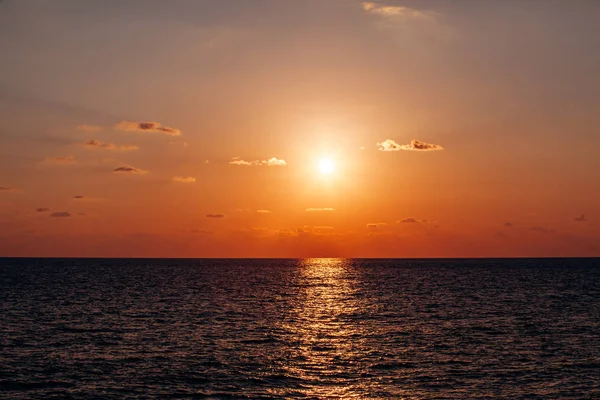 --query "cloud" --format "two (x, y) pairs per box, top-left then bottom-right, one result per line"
(504, 222), (514, 227)
(574, 214), (587, 222)
(377, 139), (402, 151)
(113, 165), (148, 174)
(172, 176), (196, 183)
(84, 139), (138, 151)
(362, 2), (377, 12)
(398, 217), (419, 223)
(265, 157), (287, 166)
(36, 208), (50, 212)
(206, 213), (225, 219)
(230, 159), (253, 166)
(401, 140), (444, 151)
(0, 186), (14, 191)
(367, 223), (388, 229)
(257, 210), (272, 213)
(50, 212), (70, 218)
(85, 139), (113, 149)
(378, 139), (443, 152)
(76, 124), (102, 132)
(115, 121), (181, 136)
(229, 157), (287, 166)
(73, 195), (84, 199)
(530, 226), (555, 234)
(314, 226), (335, 234)
(305, 208), (335, 212)
(362, 2), (436, 21)
(45, 155), (76, 164)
